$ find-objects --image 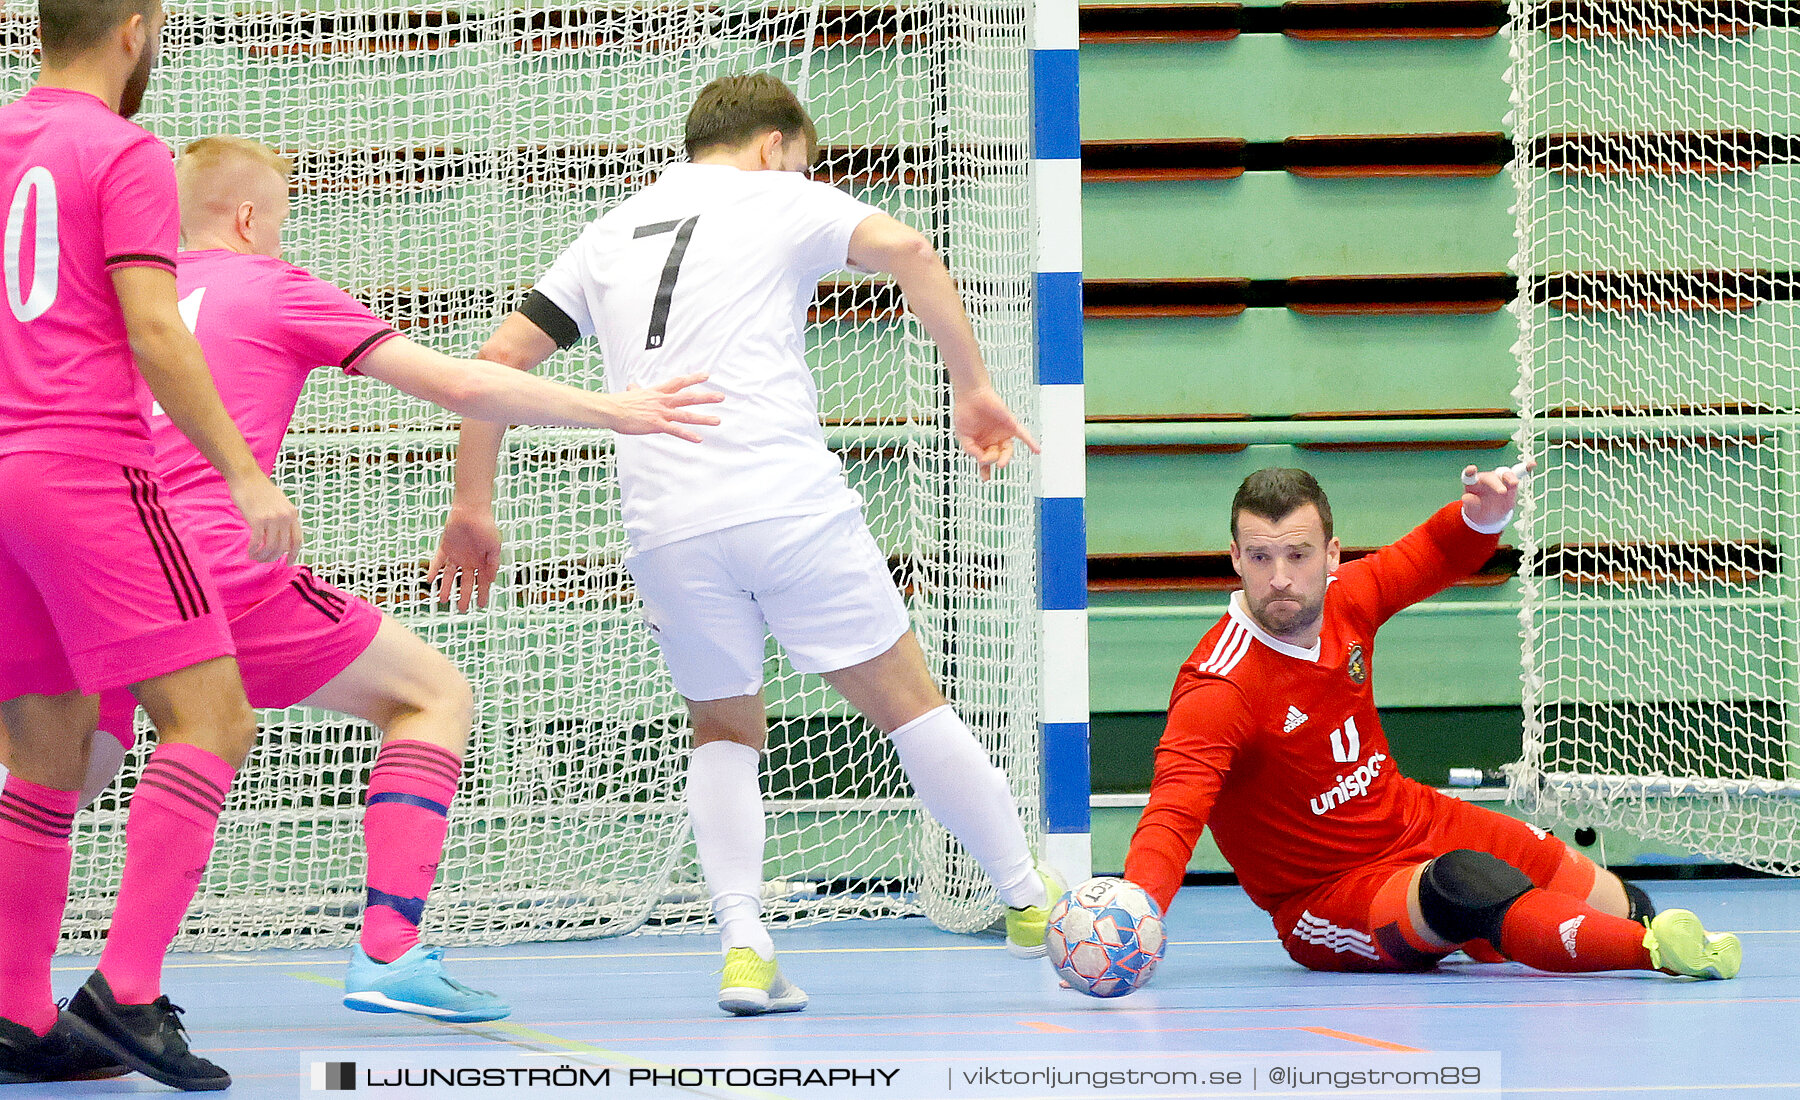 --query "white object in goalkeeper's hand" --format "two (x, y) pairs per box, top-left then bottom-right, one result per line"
(1463, 461), (1531, 487)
